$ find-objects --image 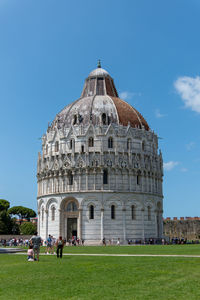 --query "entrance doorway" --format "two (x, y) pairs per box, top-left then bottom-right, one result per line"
(67, 218), (77, 240)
